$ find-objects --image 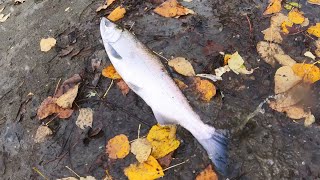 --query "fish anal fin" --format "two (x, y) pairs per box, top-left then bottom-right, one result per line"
(152, 110), (175, 125)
